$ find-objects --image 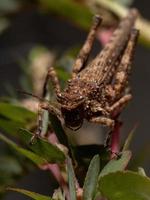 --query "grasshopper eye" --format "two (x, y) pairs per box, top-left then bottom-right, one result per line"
(57, 93), (66, 103)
